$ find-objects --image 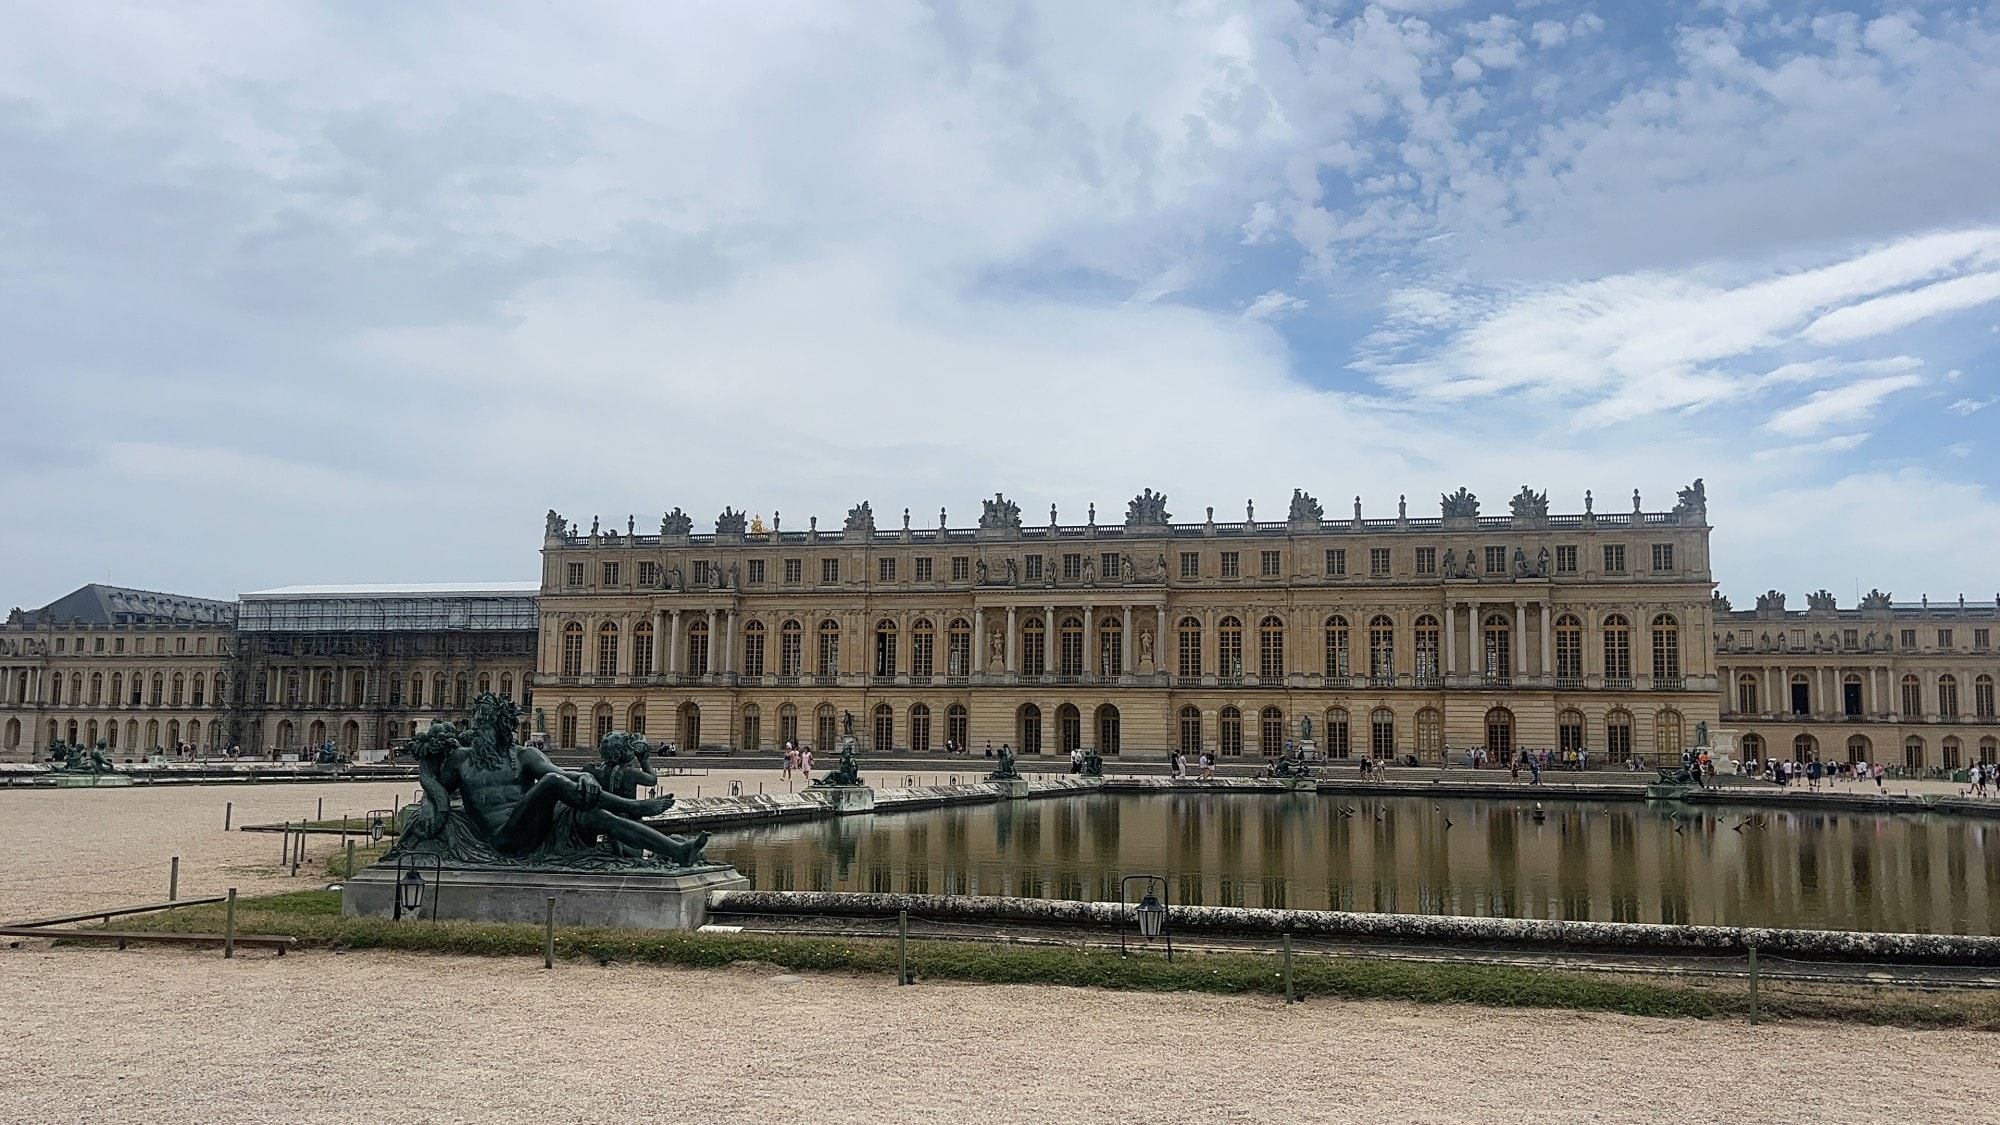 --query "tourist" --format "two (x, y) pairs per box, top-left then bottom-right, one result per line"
(782, 744), (795, 780)
(1069, 746), (1083, 774)
(984, 741), (994, 758)
(801, 745), (813, 781)
(1873, 762), (1886, 790)
(1169, 749), (1184, 779)
(1527, 753), (1540, 785)
(1199, 751), (1215, 779)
